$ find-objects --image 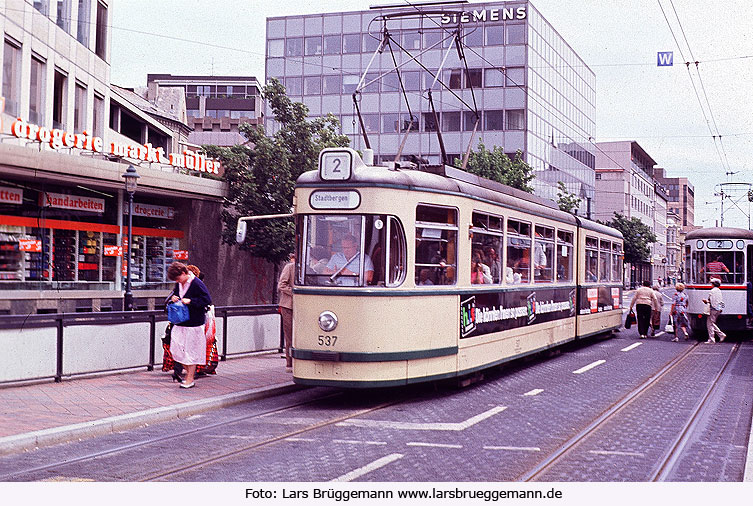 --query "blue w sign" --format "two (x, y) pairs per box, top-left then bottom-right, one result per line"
(657, 52), (674, 66)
